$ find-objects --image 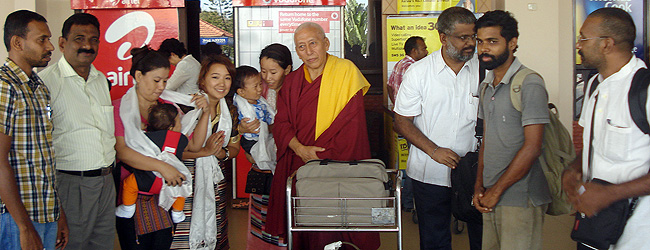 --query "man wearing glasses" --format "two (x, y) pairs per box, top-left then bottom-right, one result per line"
(394, 6), (481, 250)
(564, 8), (650, 250)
